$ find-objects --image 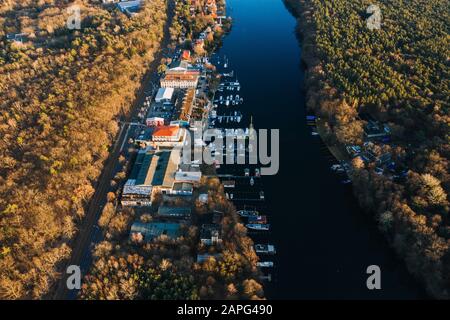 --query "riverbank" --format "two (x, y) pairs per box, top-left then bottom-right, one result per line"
(79, 0), (267, 300)
(282, 0), (347, 163)
(283, 0), (449, 299)
(210, 0), (425, 299)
